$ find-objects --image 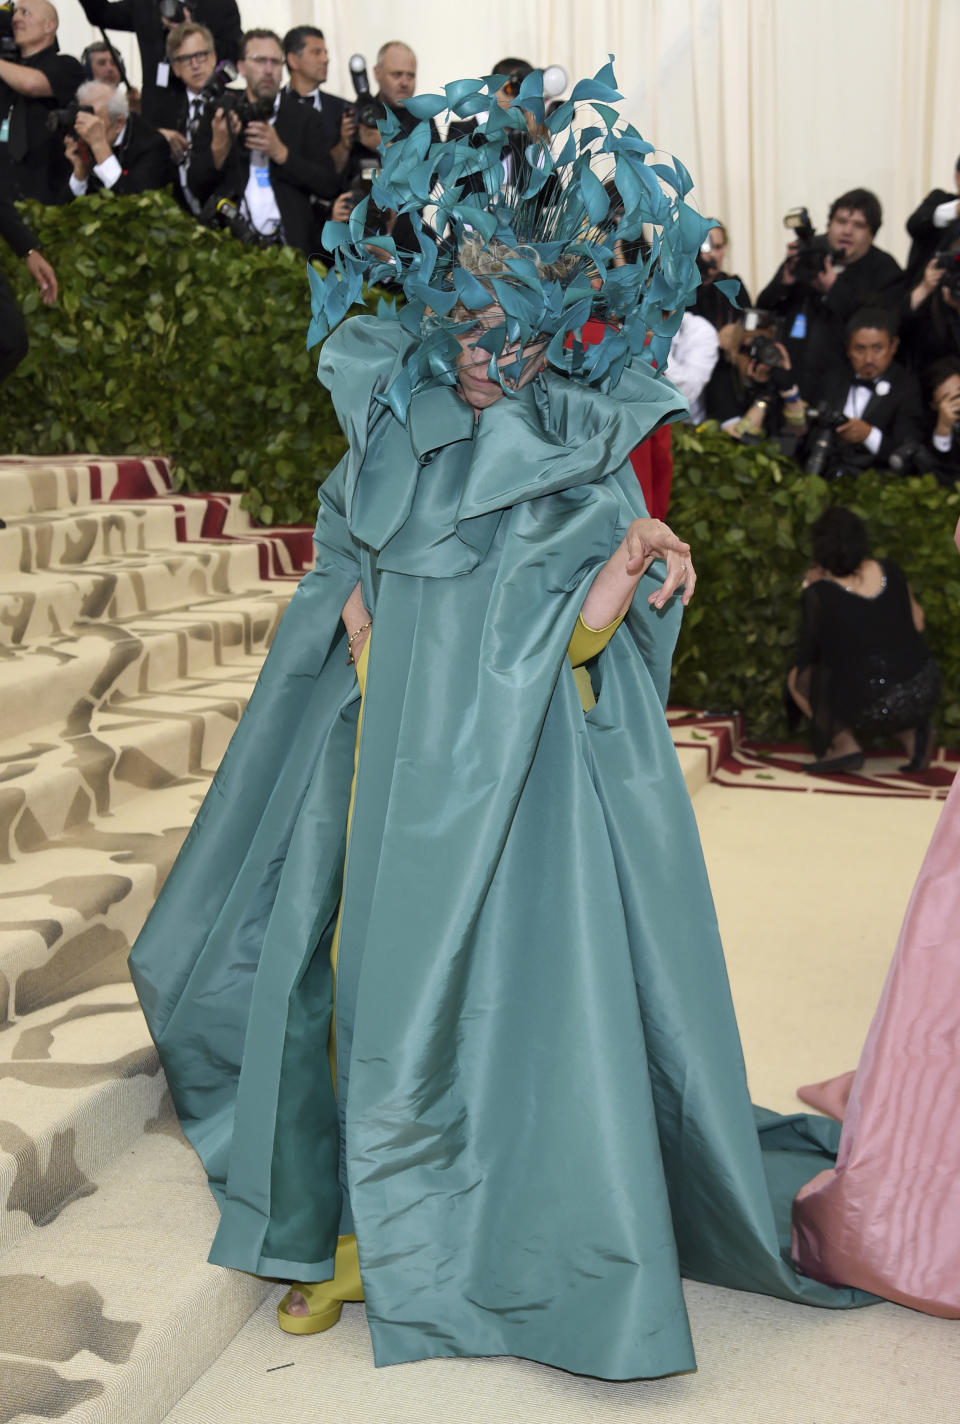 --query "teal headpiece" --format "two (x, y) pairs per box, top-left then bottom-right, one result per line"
(306, 58), (737, 418)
